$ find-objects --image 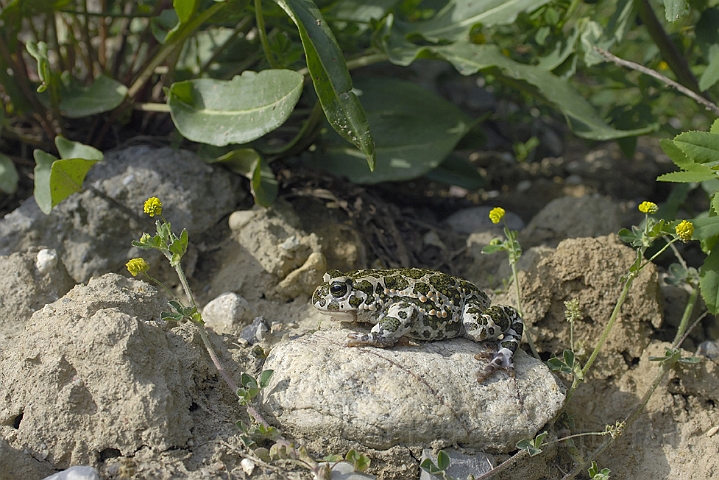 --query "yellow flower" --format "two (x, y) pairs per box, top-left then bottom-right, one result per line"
(143, 197), (163, 217)
(489, 207), (505, 224)
(638, 201), (658, 214)
(675, 220), (694, 242)
(658, 61), (669, 71)
(126, 258), (150, 276)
